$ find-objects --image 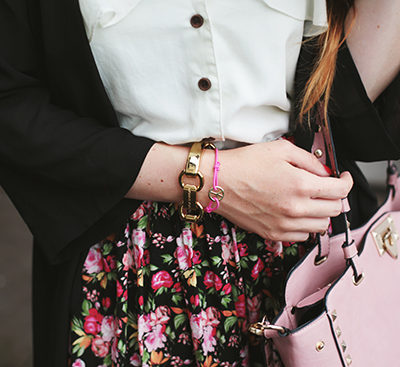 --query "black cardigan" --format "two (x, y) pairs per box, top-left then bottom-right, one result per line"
(0, 0), (399, 365)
